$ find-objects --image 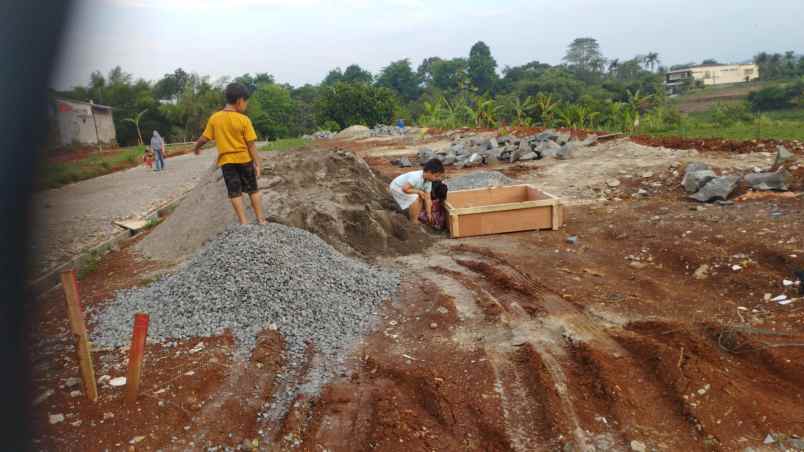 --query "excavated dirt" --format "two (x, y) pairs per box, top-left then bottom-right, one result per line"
(137, 148), (433, 263)
(29, 133), (804, 451)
